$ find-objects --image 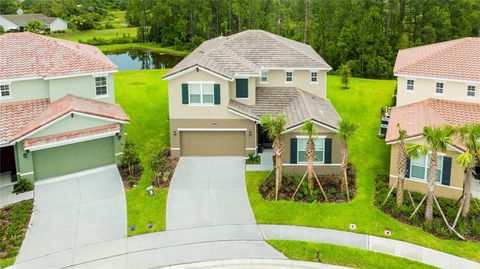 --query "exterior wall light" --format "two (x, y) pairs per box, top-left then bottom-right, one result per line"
(248, 130), (252, 136)
(23, 150), (30, 158)
(173, 130), (177, 136)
